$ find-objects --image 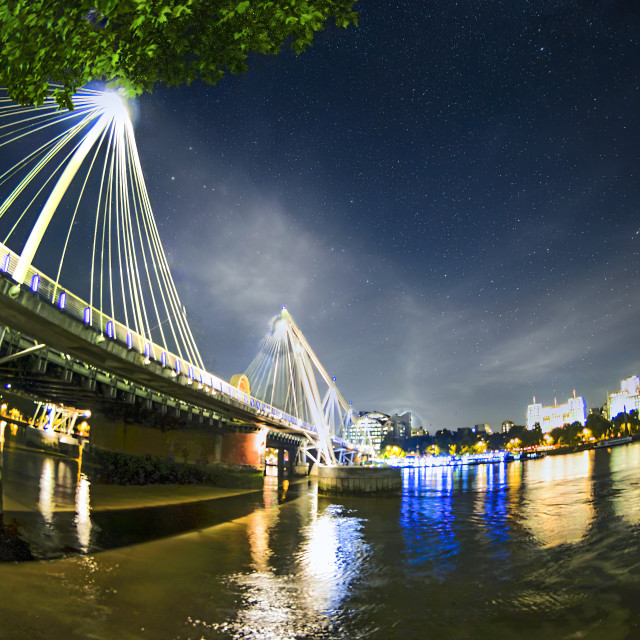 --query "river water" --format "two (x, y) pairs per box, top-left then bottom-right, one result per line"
(1, 444), (640, 639)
